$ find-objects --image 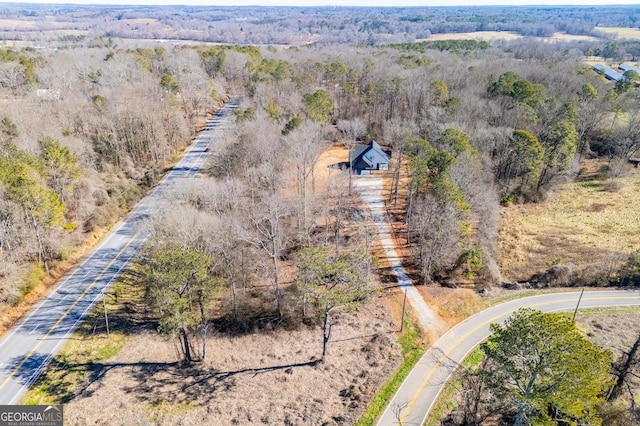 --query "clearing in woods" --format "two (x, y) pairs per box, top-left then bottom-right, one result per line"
(498, 160), (640, 282)
(595, 26), (640, 40)
(421, 31), (599, 42)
